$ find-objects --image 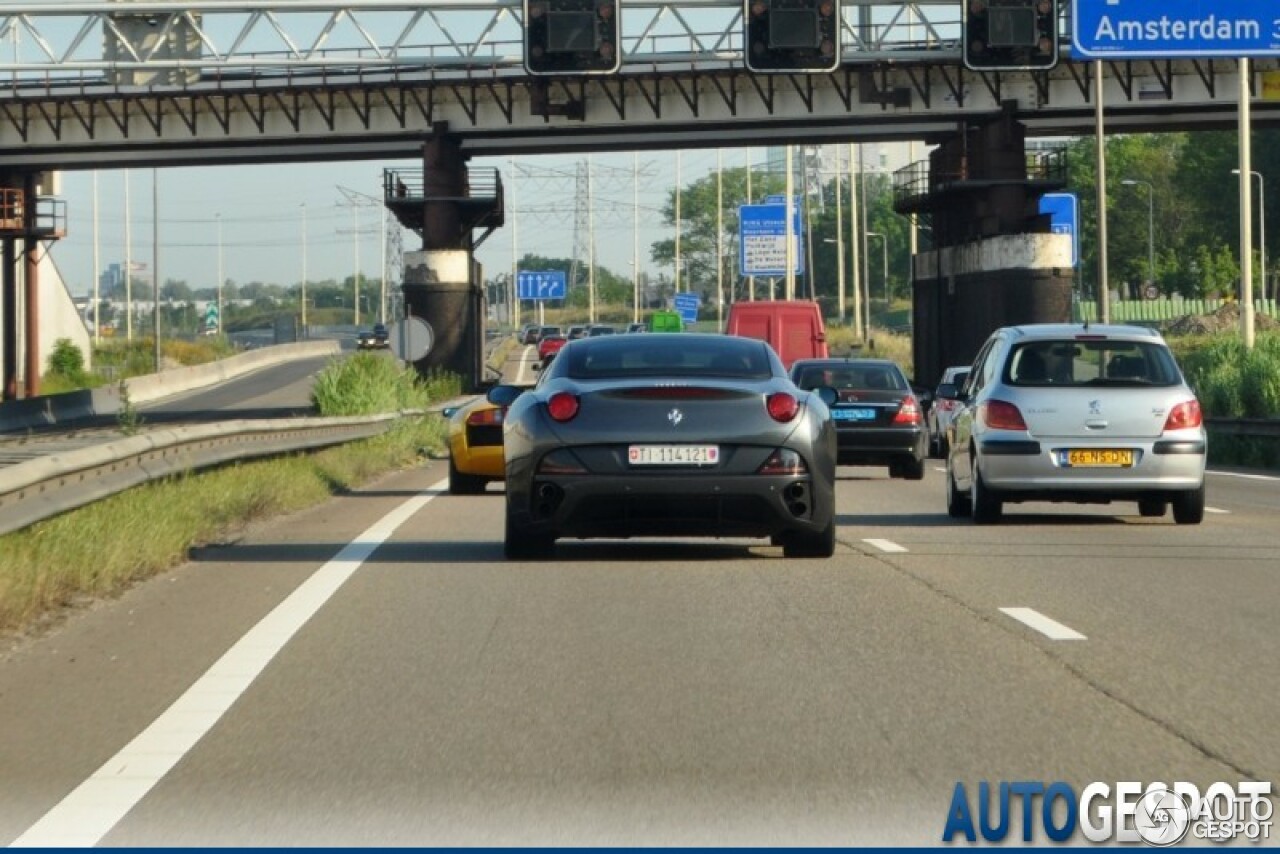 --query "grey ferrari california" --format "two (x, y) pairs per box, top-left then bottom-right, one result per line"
(487, 333), (838, 559)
